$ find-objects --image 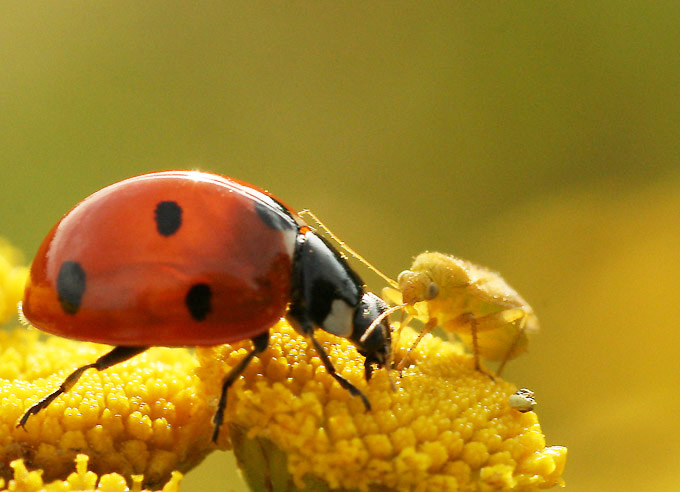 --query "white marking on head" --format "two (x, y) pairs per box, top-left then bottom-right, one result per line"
(322, 299), (354, 338)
